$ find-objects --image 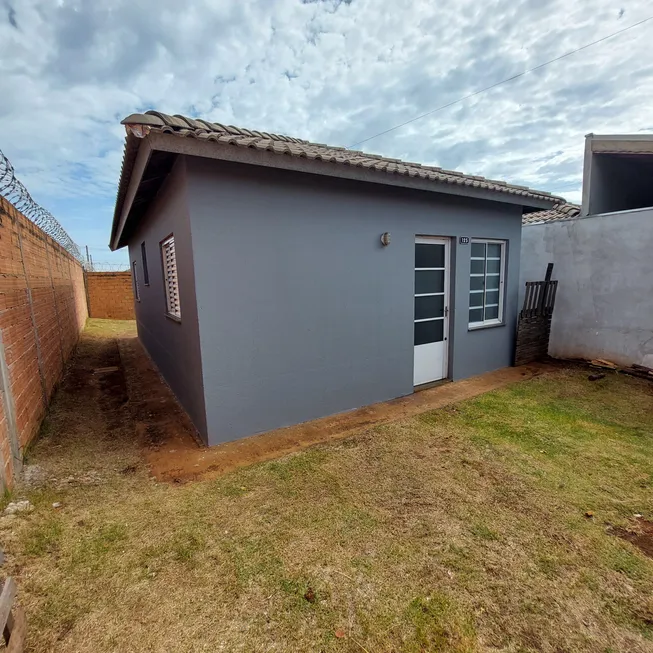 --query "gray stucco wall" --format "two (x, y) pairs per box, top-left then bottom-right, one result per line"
(127, 158), (208, 442)
(187, 158), (523, 446)
(520, 208), (653, 367)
